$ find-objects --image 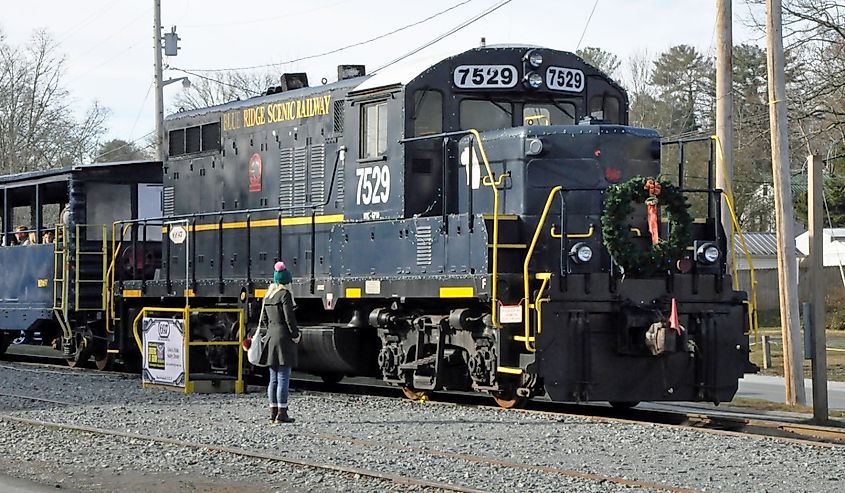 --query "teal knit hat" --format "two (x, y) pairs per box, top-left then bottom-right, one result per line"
(274, 267), (292, 285)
